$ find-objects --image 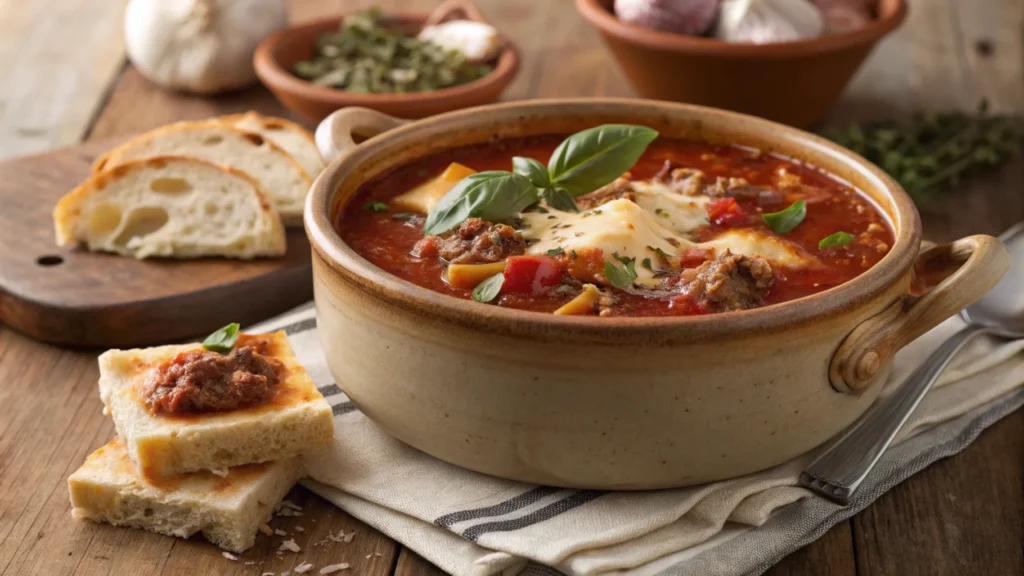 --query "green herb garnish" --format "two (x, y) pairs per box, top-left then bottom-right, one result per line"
(202, 323), (240, 354)
(646, 245), (673, 262)
(823, 101), (1024, 203)
(605, 256), (637, 289)
(641, 257), (653, 271)
(392, 212), (419, 221)
(762, 200), (806, 234)
(545, 247), (565, 256)
(424, 124), (659, 235)
(471, 273), (504, 303)
(819, 231), (856, 250)
(364, 201), (389, 212)
(292, 8), (493, 94)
